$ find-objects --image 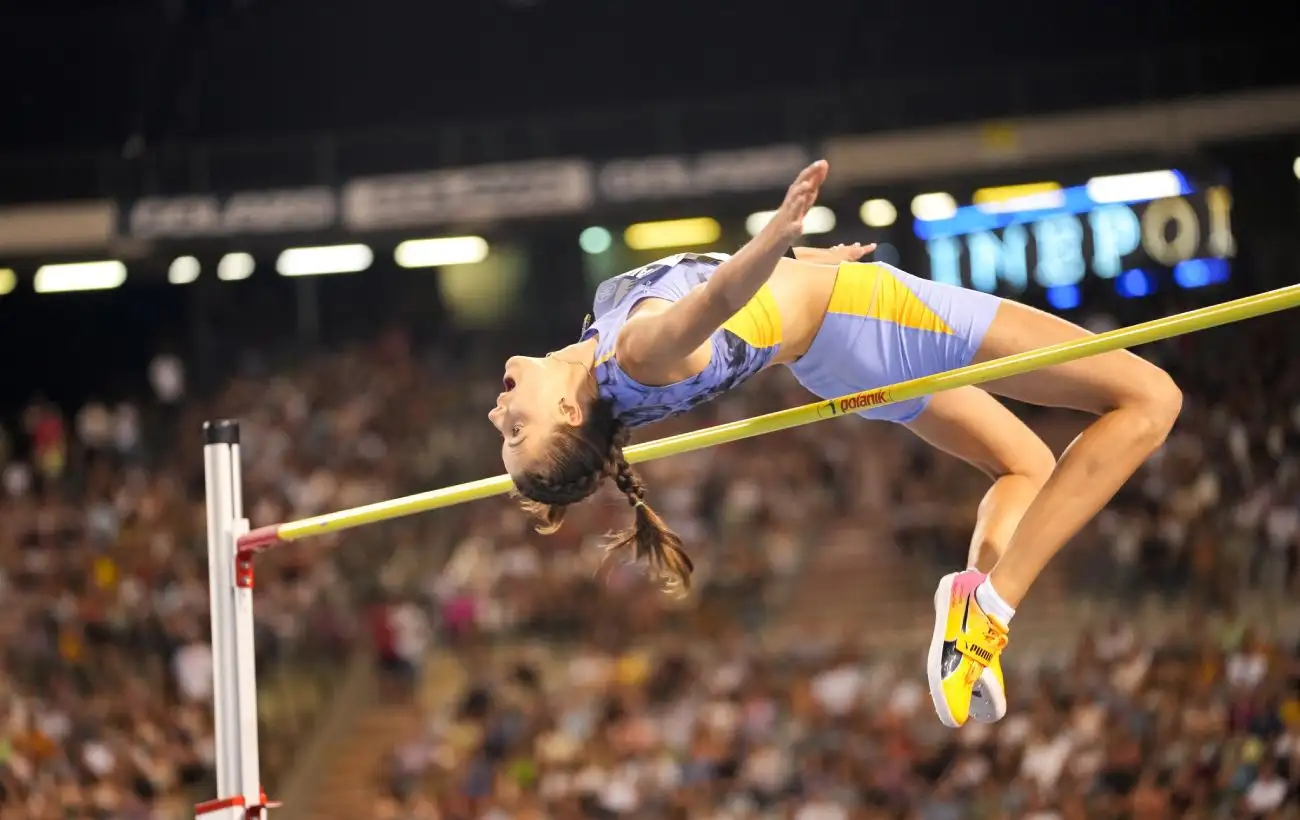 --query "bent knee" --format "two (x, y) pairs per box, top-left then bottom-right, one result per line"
(1015, 437), (1057, 488)
(1128, 365), (1183, 441)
